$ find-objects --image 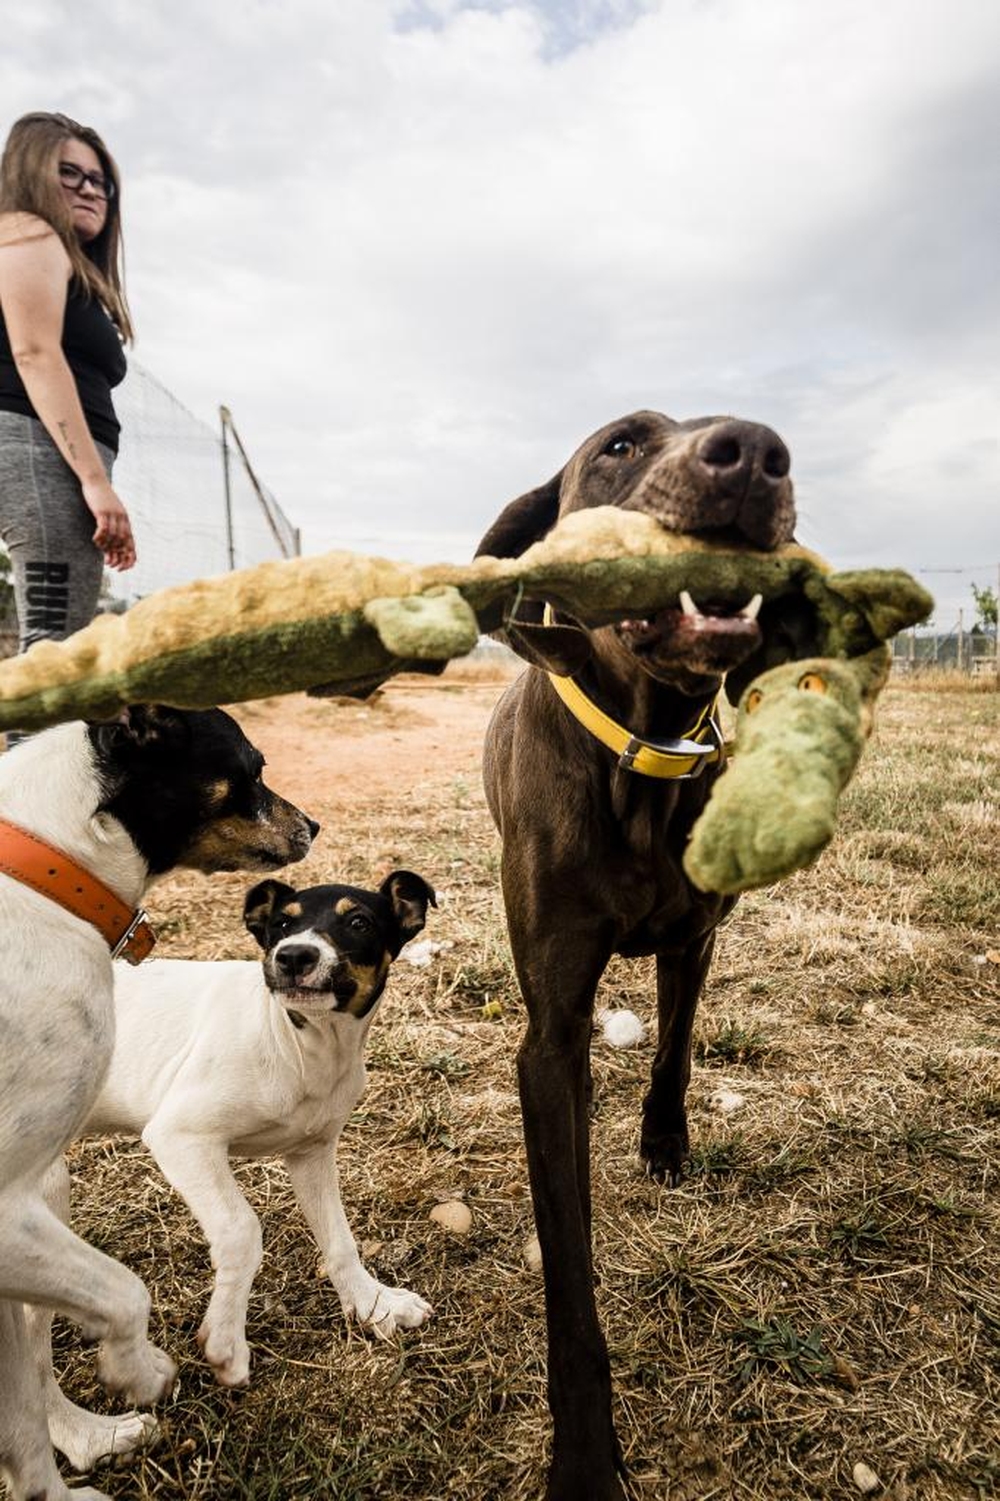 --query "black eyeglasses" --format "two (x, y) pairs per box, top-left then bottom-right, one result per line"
(58, 161), (115, 201)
